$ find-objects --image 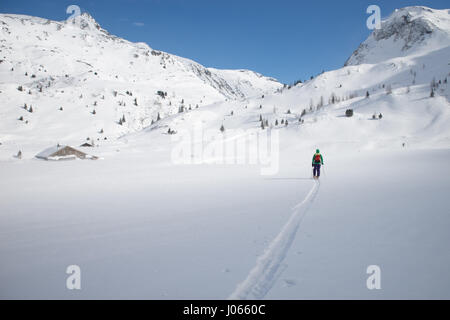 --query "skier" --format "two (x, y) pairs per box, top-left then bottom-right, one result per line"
(312, 149), (324, 179)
